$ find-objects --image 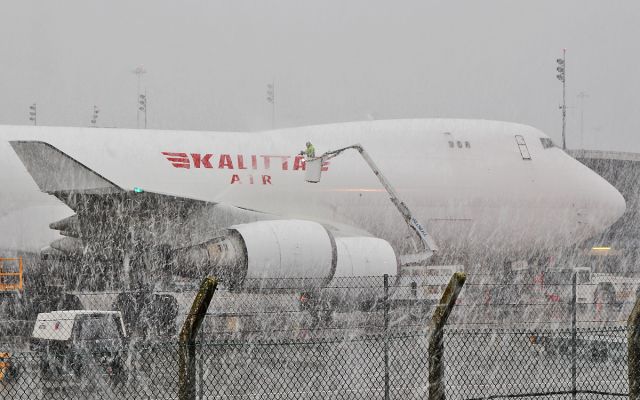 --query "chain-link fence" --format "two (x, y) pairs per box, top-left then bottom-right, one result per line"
(1, 342), (177, 400)
(0, 273), (637, 399)
(0, 326), (629, 400)
(2, 272), (632, 341)
(446, 327), (627, 400)
(195, 331), (429, 400)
